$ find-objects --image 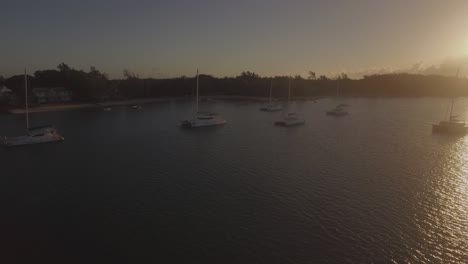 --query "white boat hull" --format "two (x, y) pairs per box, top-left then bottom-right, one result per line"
(183, 70), (227, 128)
(182, 116), (226, 128)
